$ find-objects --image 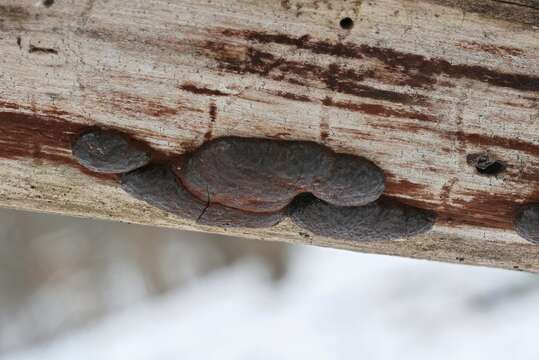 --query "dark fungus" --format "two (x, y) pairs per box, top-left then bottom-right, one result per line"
(72, 129), (151, 174)
(514, 204), (539, 244)
(174, 137), (385, 213)
(290, 195), (437, 241)
(72, 128), (437, 238)
(121, 164), (286, 228)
